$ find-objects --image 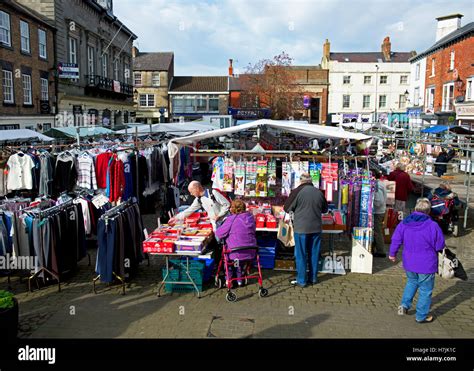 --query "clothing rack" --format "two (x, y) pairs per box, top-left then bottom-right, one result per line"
(93, 199), (135, 295)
